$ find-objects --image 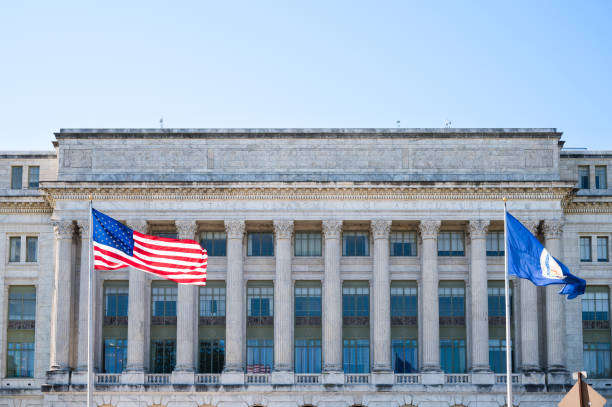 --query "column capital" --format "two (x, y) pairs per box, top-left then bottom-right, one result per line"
(418, 220), (441, 239)
(126, 220), (148, 234)
(273, 220), (294, 239)
(468, 219), (490, 238)
(371, 219), (391, 240)
(53, 221), (74, 239)
(76, 220), (89, 238)
(322, 220), (343, 239)
(224, 219), (246, 239)
(543, 219), (564, 239)
(520, 219), (540, 235)
(175, 220), (198, 240)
